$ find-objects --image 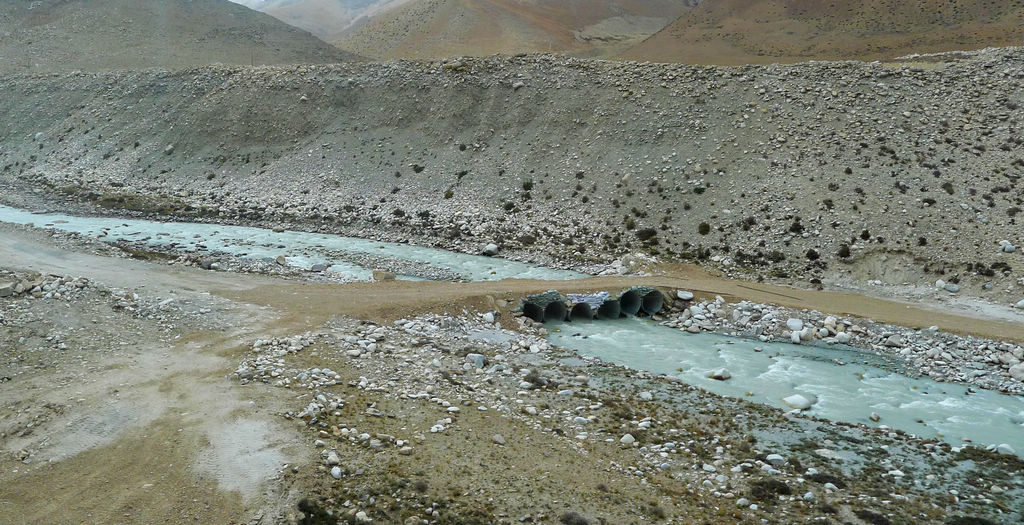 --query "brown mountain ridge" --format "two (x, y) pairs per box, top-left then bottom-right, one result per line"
(620, 0), (1024, 64)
